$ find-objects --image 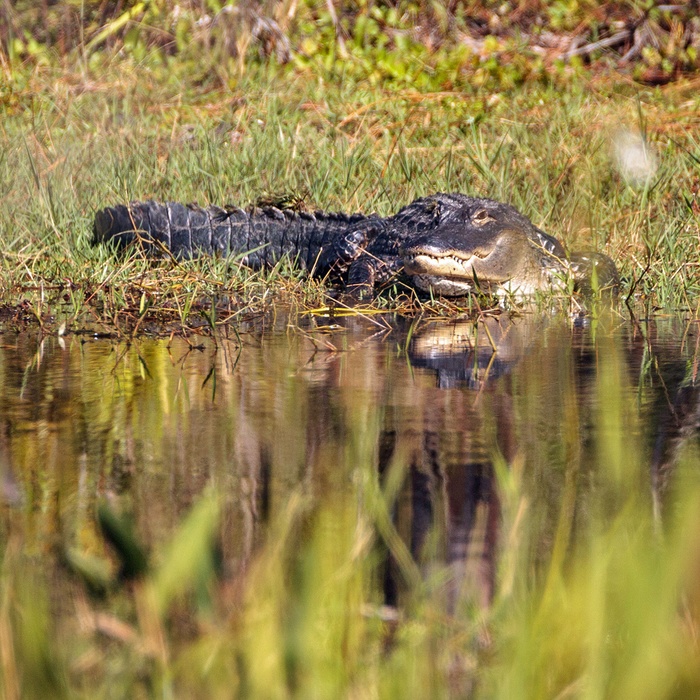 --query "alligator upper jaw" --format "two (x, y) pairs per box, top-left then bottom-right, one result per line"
(400, 224), (533, 296)
(399, 221), (576, 297)
(402, 252), (496, 295)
